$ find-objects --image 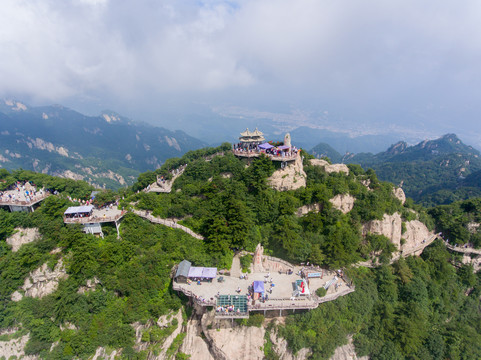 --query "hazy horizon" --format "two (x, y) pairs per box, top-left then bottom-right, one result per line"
(2, 1), (481, 148)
